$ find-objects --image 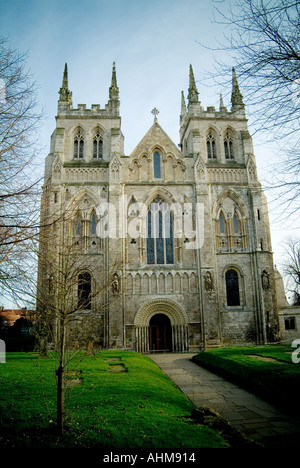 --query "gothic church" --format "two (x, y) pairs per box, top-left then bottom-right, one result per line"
(38, 63), (281, 352)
